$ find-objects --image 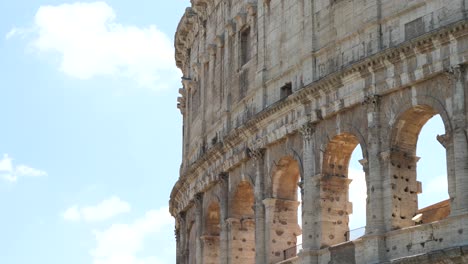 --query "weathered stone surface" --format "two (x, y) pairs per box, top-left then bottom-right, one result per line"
(170, 0), (468, 263)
